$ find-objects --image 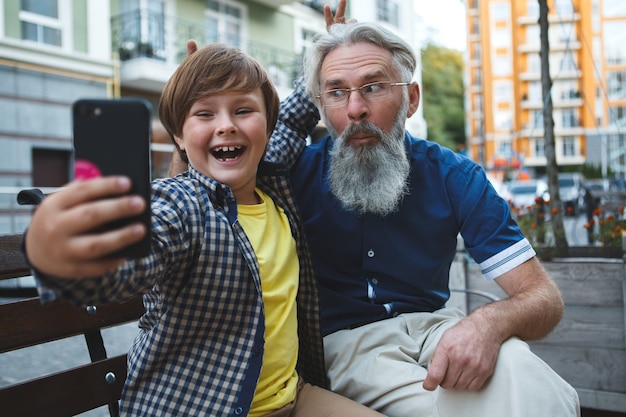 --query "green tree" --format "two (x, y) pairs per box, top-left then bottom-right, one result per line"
(420, 43), (465, 151)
